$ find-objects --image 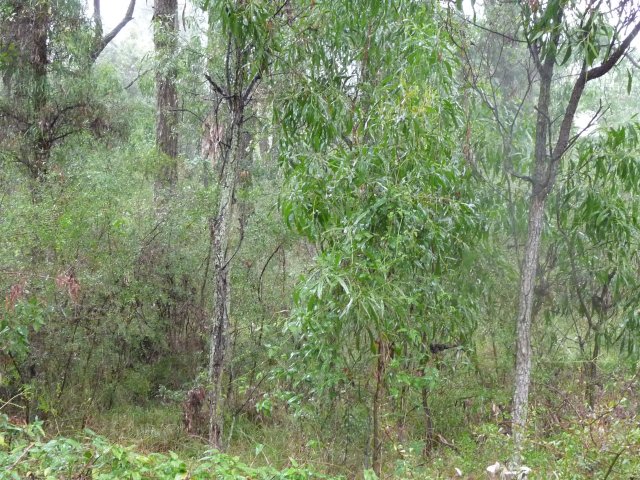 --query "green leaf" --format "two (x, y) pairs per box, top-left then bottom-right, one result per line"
(560, 44), (572, 65)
